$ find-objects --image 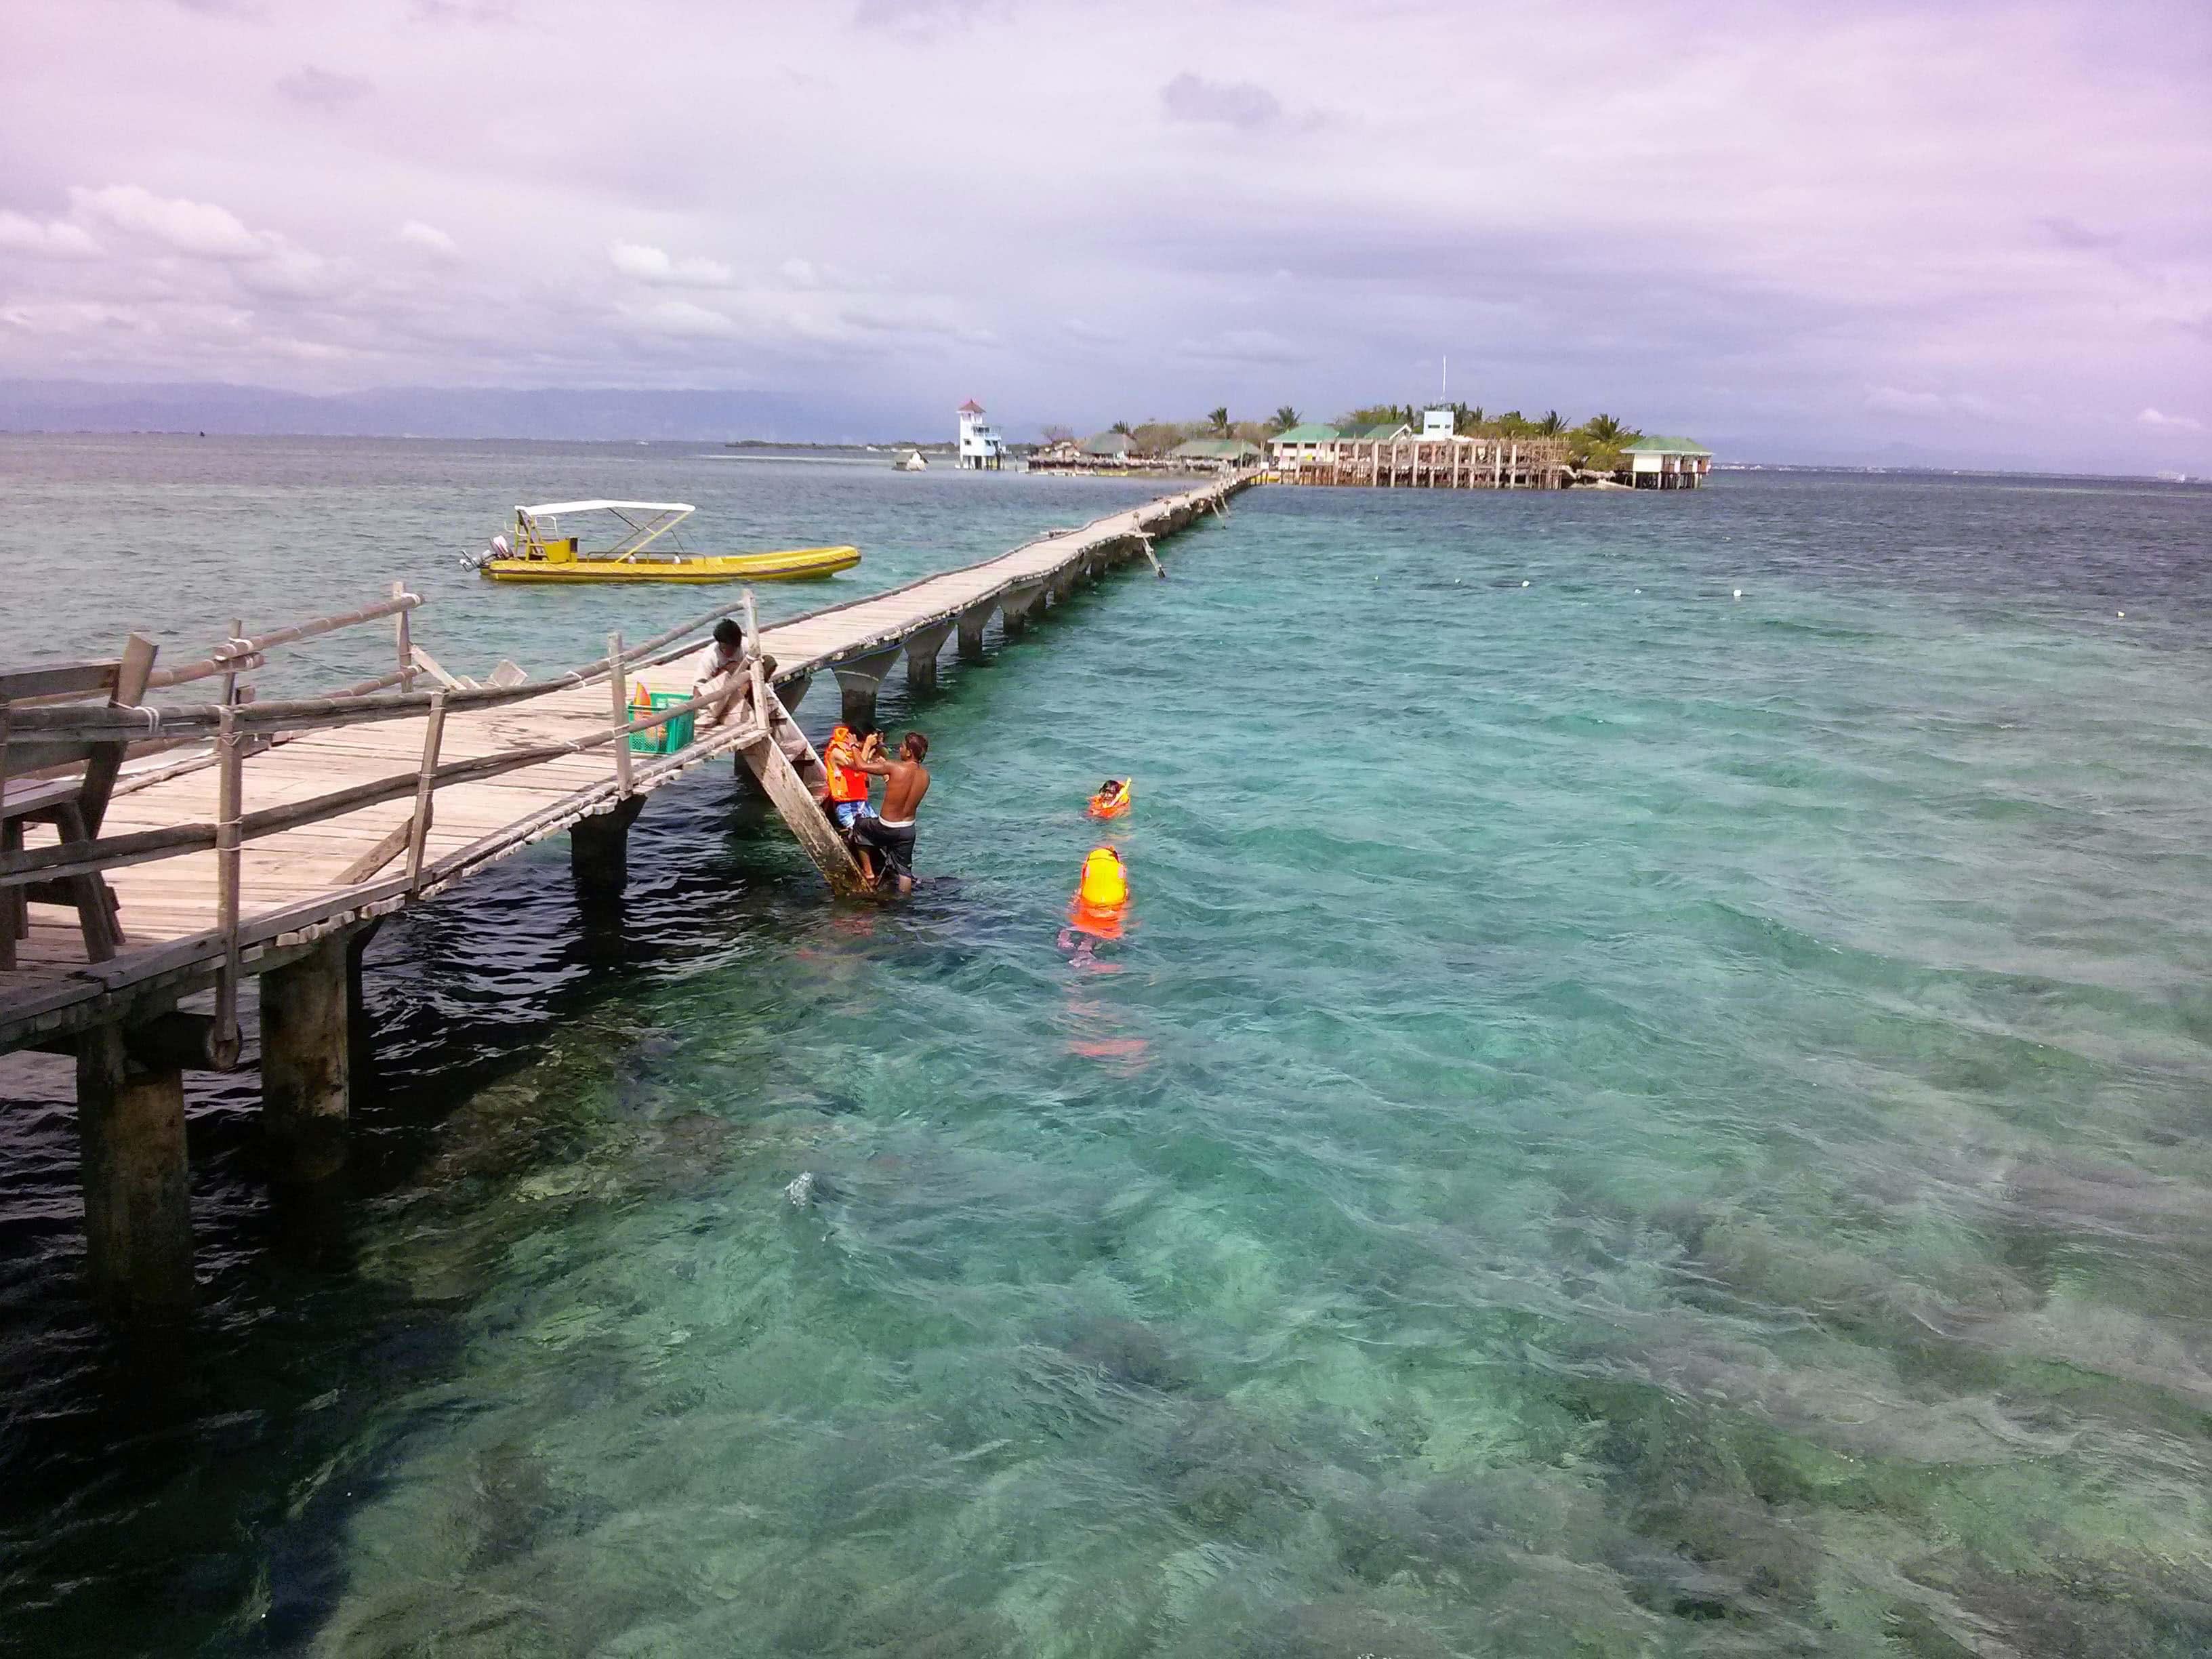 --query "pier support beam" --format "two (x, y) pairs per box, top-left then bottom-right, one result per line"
(903, 622), (955, 695)
(956, 602), (994, 661)
(571, 795), (645, 898)
(261, 931), (354, 1185)
(1000, 583), (1044, 636)
(77, 1023), (193, 1321)
(832, 647), (901, 731)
